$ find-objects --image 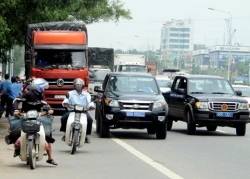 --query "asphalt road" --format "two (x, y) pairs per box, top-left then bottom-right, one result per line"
(1, 111), (250, 179)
